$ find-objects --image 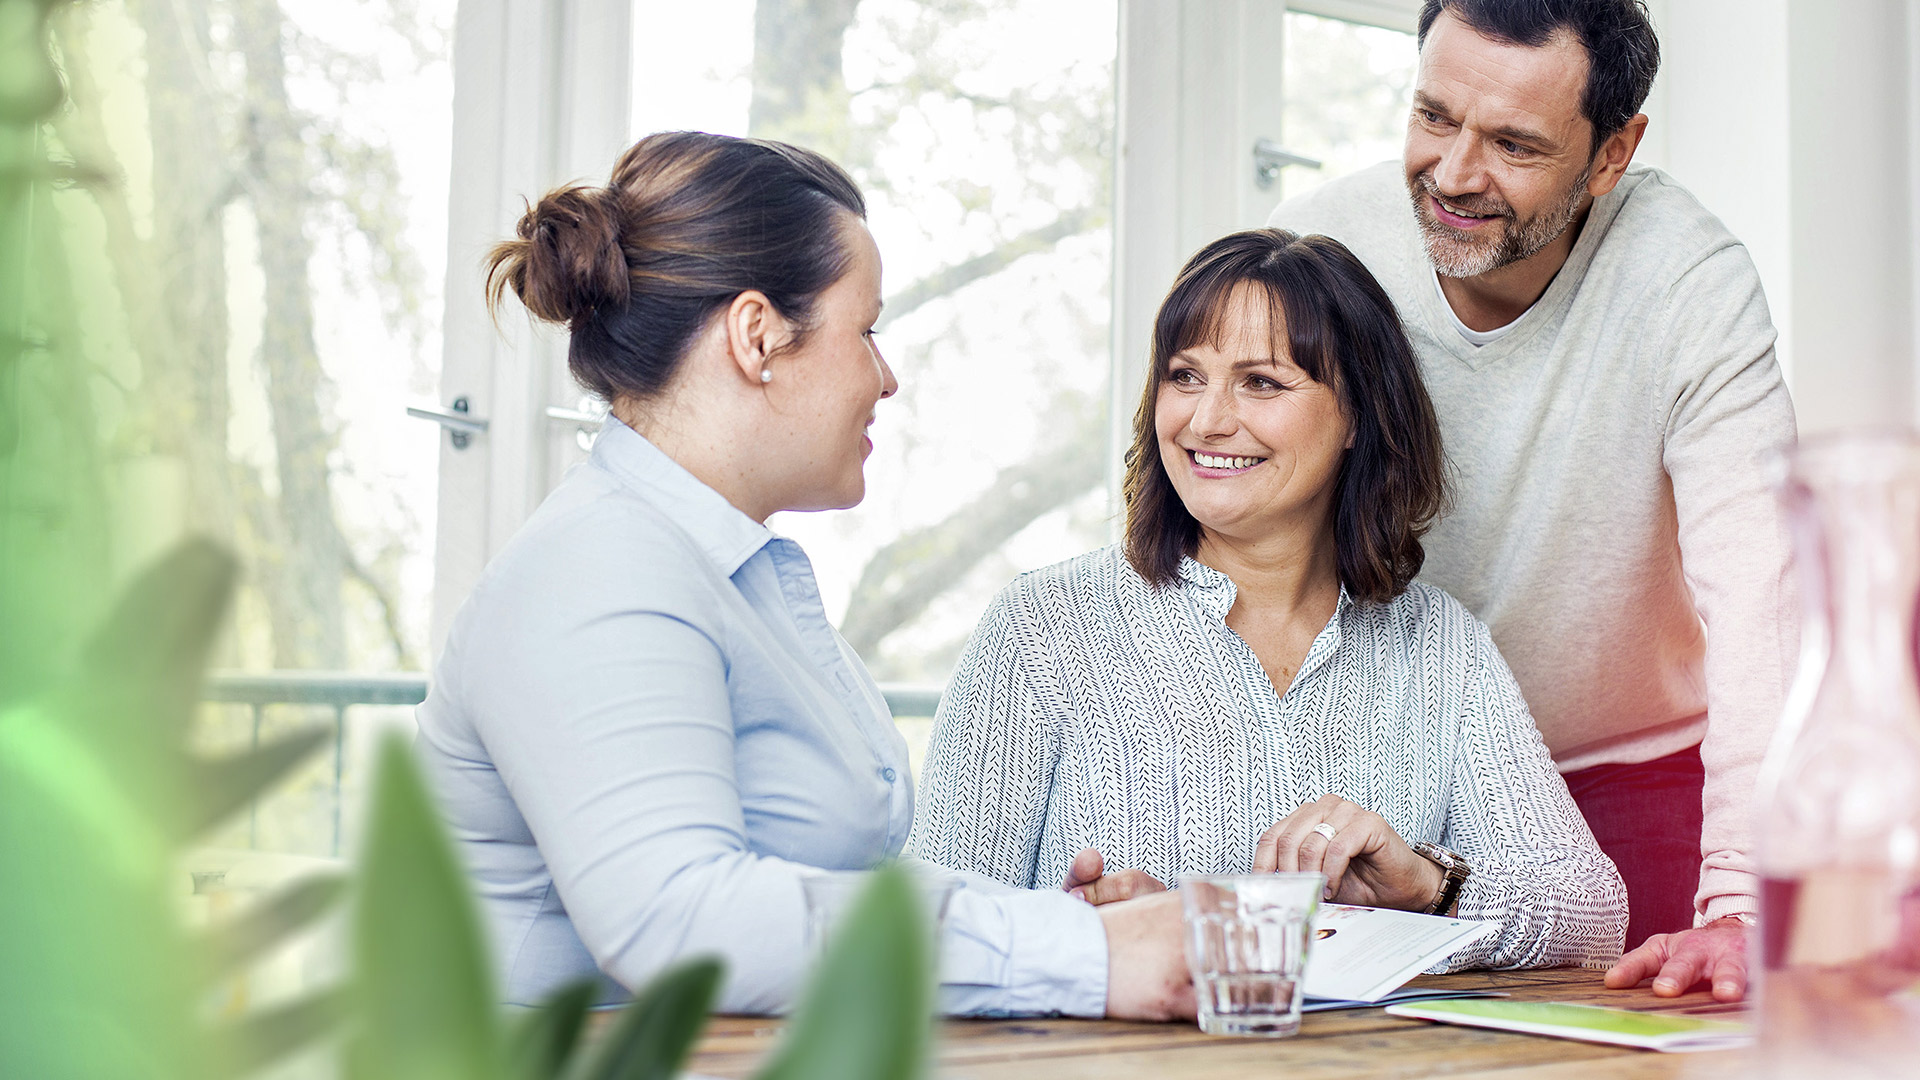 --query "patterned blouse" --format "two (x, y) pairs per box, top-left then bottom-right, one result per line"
(908, 545), (1627, 970)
